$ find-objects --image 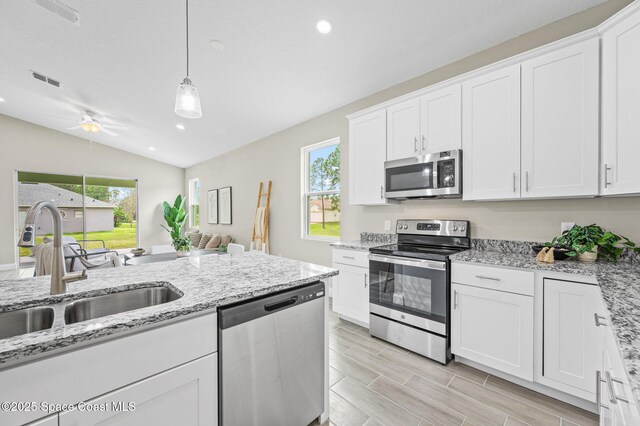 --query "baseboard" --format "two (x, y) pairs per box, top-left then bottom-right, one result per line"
(455, 356), (597, 413)
(0, 263), (17, 271)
